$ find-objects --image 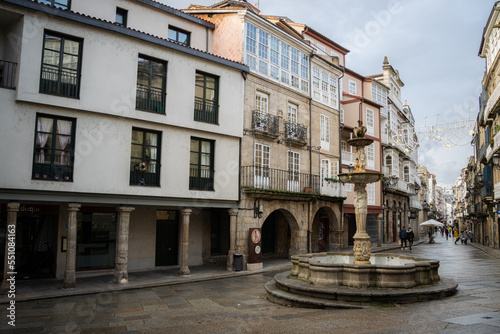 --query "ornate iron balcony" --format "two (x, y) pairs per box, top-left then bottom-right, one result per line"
(251, 110), (279, 136)
(284, 121), (307, 142)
